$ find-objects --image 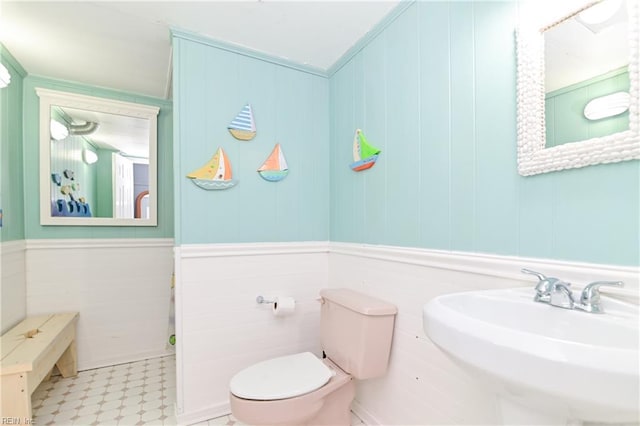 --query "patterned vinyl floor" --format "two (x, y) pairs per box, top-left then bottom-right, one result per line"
(32, 356), (176, 425)
(31, 355), (365, 426)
